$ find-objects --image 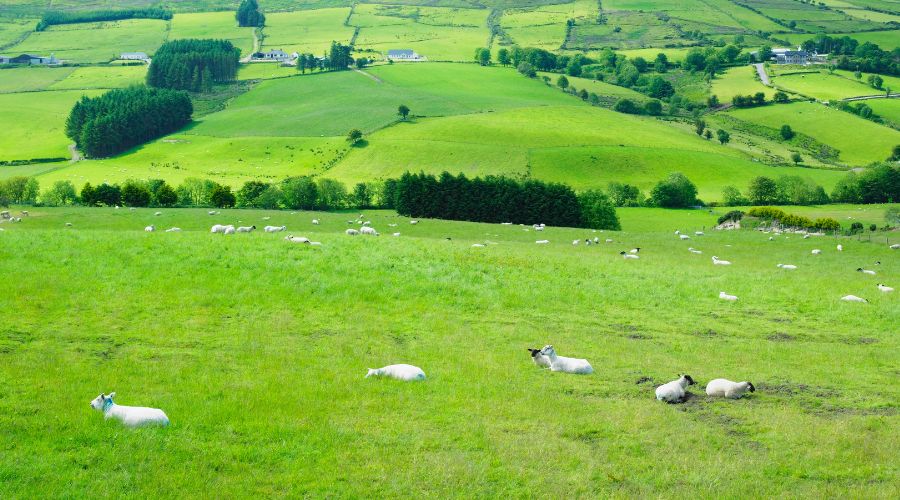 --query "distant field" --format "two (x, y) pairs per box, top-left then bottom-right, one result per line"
(568, 10), (685, 50)
(772, 71), (875, 101)
(0, 17), (36, 46)
(6, 19), (168, 63)
(778, 29), (900, 49)
(262, 8), (353, 57)
(617, 47), (693, 62)
(0, 89), (103, 161)
(728, 101), (900, 166)
(237, 63), (300, 81)
(537, 72), (648, 100)
(710, 66), (774, 102)
(503, 0), (596, 50)
(843, 8), (900, 22)
(169, 12), (255, 55)
(0, 67), (74, 93)
(48, 65), (147, 90)
(865, 98), (900, 127)
(736, 0), (884, 32)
